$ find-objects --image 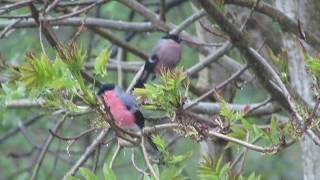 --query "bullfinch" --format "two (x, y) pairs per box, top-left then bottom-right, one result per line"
(134, 34), (182, 88)
(97, 84), (157, 151)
